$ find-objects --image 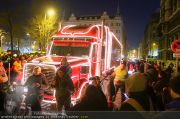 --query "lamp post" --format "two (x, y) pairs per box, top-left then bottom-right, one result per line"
(0, 36), (4, 48)
(133, 49), (136, 58)
(26, 33), (31, 53)
(0, 31), (7, 52)
(32, 45), (35, 51)
(44, 9), (55, 51)
(47, 9), (55, 17)
(152, 43), (157, 58)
